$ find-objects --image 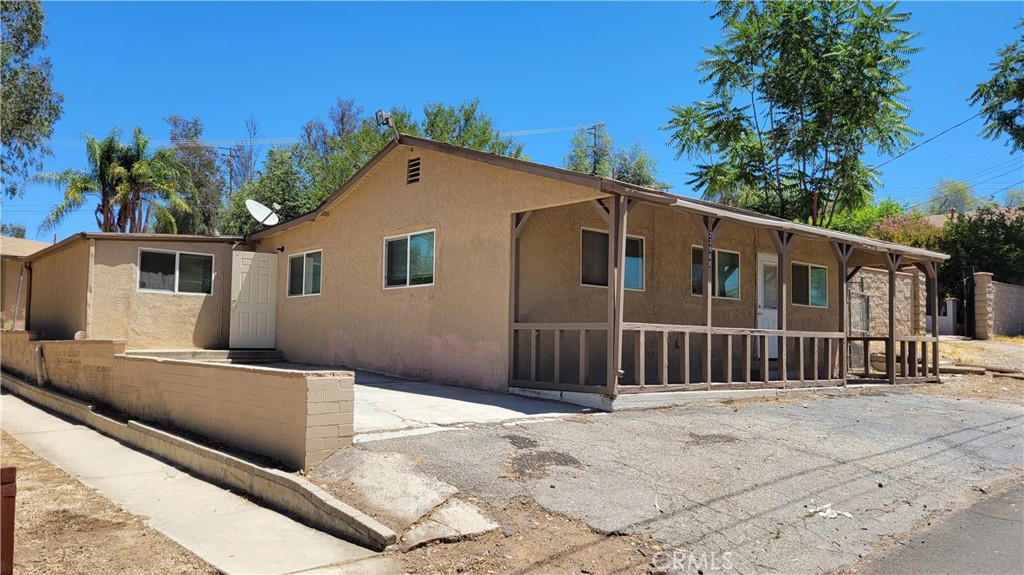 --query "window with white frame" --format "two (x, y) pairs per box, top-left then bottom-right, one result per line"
(691, 246), (740, 299)
(792, 262), (827, 307)
(138, 250), (213, 294)
(288, 250), (322, 296)
(384, 230), (434, 288)
(580, 229), (644, 290)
